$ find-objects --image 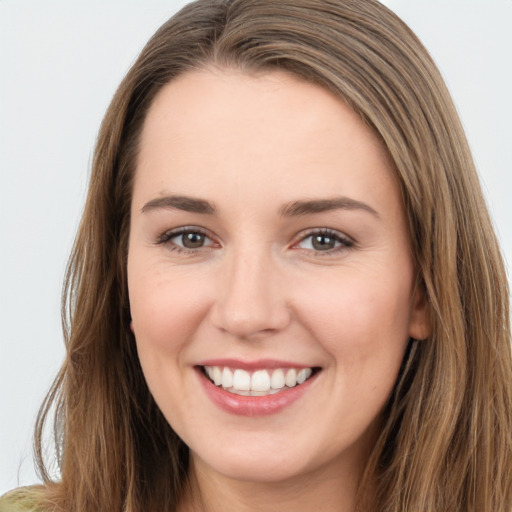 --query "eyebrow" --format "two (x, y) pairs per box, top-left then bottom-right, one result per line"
(140, 194), (379, 218)
(280, 197), (380, 218)
(141, 195), (216, 215)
